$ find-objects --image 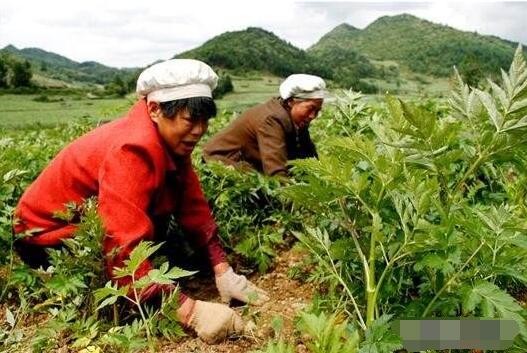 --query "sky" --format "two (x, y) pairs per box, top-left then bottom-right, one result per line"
(1, 1), (526, 68)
